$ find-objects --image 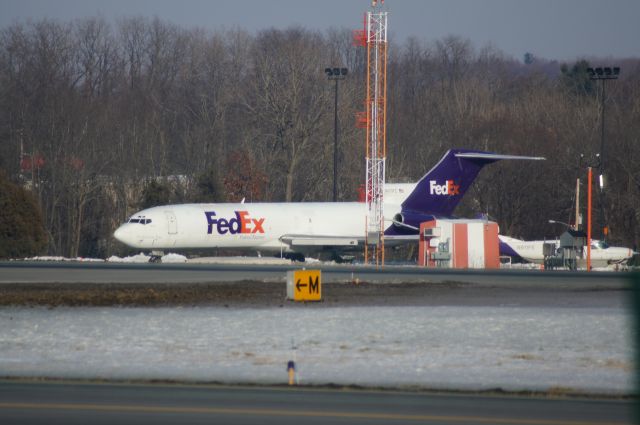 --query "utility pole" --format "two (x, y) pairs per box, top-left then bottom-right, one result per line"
(580, 153), (601, 271)
(575, 178), (580, 231)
